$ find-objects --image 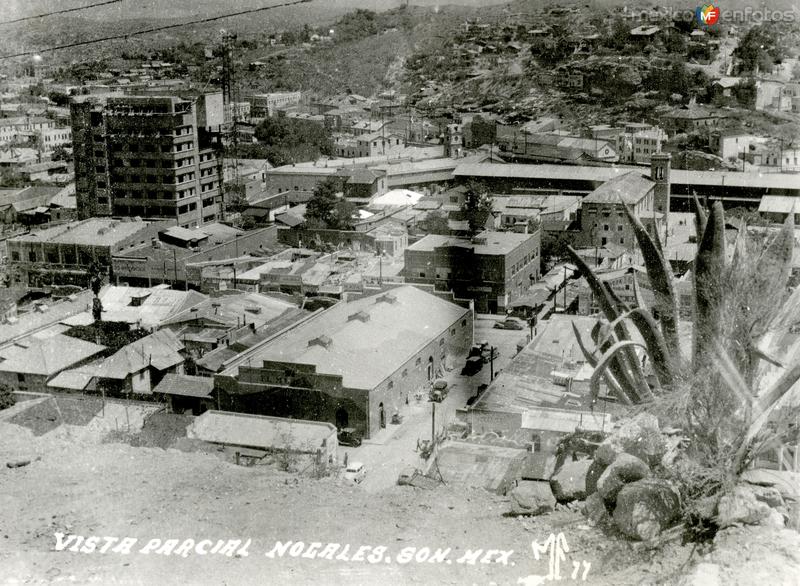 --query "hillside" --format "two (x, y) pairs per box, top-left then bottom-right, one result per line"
(1, 415), (799, 585)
